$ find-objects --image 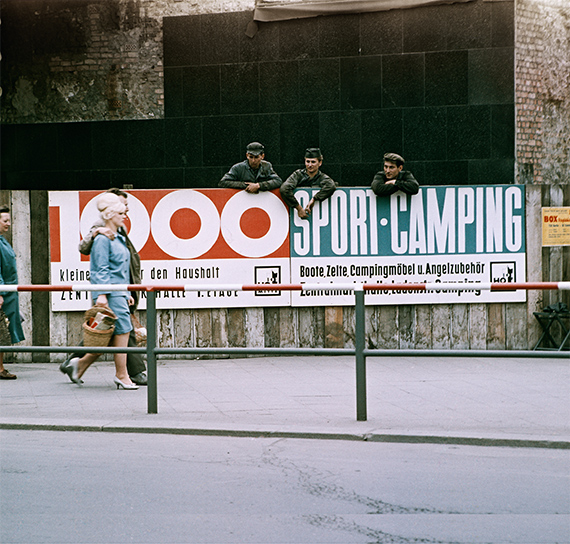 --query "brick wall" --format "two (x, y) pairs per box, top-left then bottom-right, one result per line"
(0, 0), (253, 124)
(515, 0), (570, 185)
